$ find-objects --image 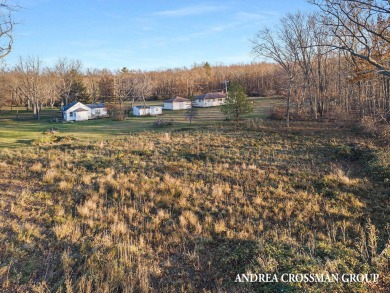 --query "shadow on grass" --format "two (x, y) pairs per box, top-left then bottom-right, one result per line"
(153, 237), (298, 292)
(16, 139), (33, 145)
(308, 141), (389, 250)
